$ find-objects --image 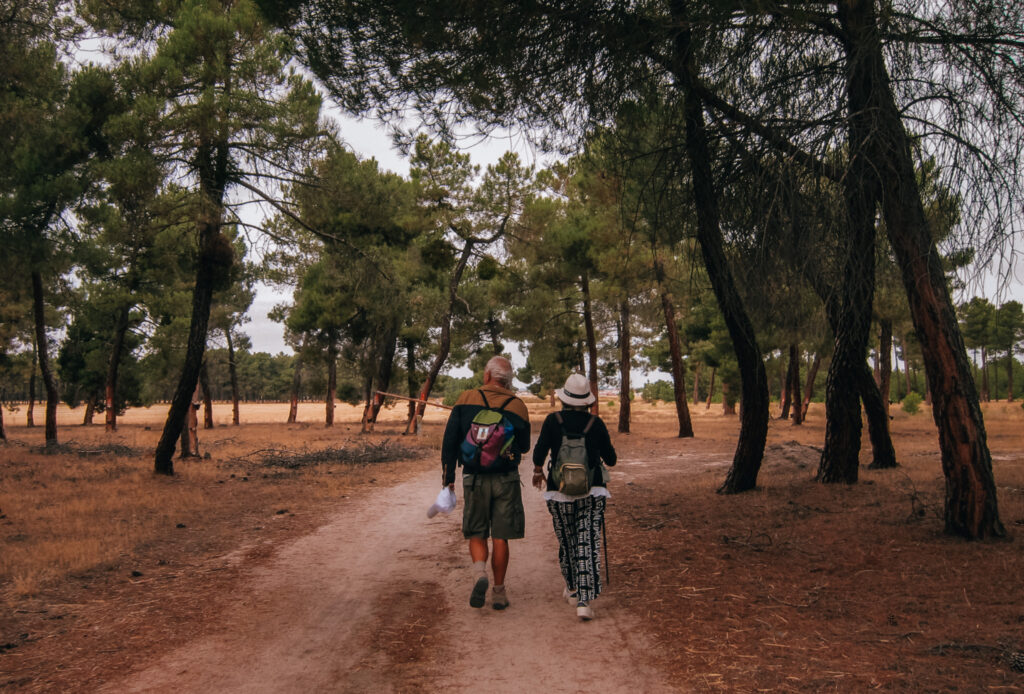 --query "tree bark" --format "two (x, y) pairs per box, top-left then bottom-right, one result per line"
(655, 259), (694, 438)
(325, 343), (337, 427)
(788, 343), (803, 425)
(842, 0), (1002, 537)
(692, 361), (701, 405)
(27, 353), (35, 428)
(722, 382), (736, 415)
(363, 327), (398, 433)
(817, 0), (885, 485)
(31, 271), (59, 445)
(879, 319), (893, 416)
(200, 360), (214, 429)
(287, 350), (302, 424)
(673, 5), (769, 492)
(226, 329), (240, 425)
(105, 303), (132, 432)
(706, 367), (716, 410)
(405, 239), (474, 434)
(780, 344), (798, 420)
(618, 300), (631, 434)
(83, 395), (96, 426)
(581, 270), (600, 416)
(802, 353), (821, 418)
(154, 129), (229, 474)
(405, 338), (418, 422)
